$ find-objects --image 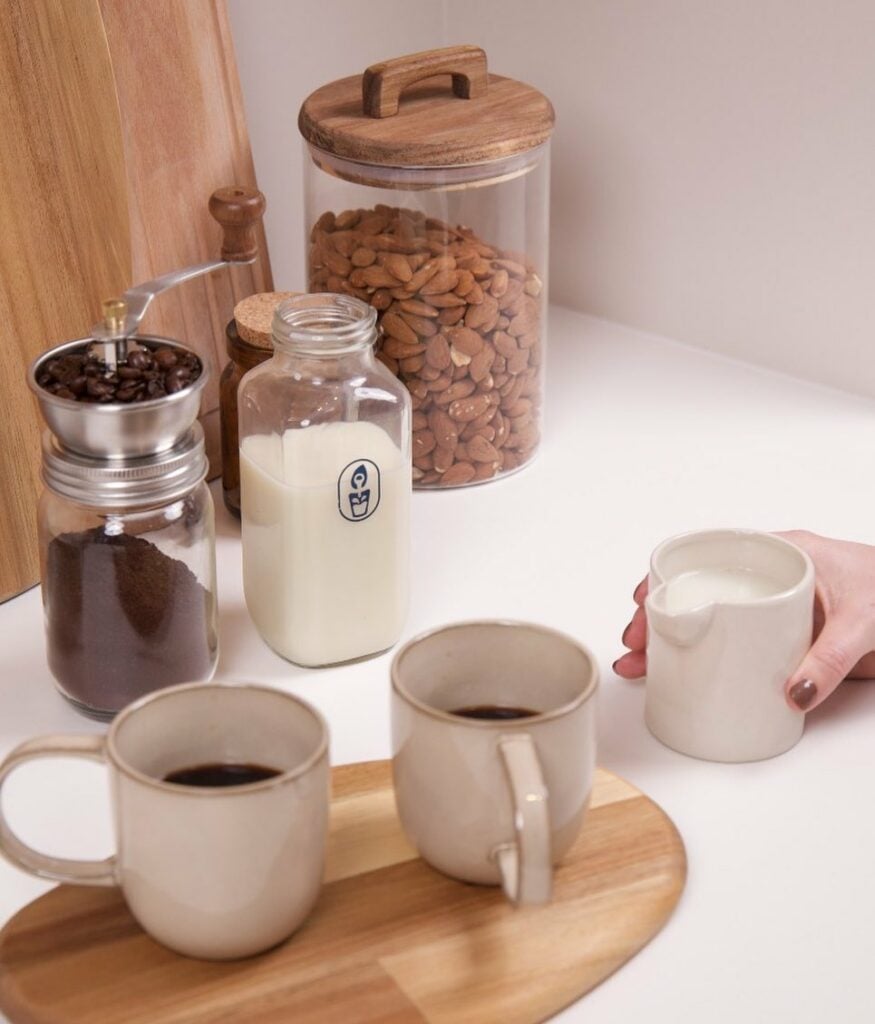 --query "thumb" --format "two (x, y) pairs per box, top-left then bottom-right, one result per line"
(786, 615), (869, 712)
